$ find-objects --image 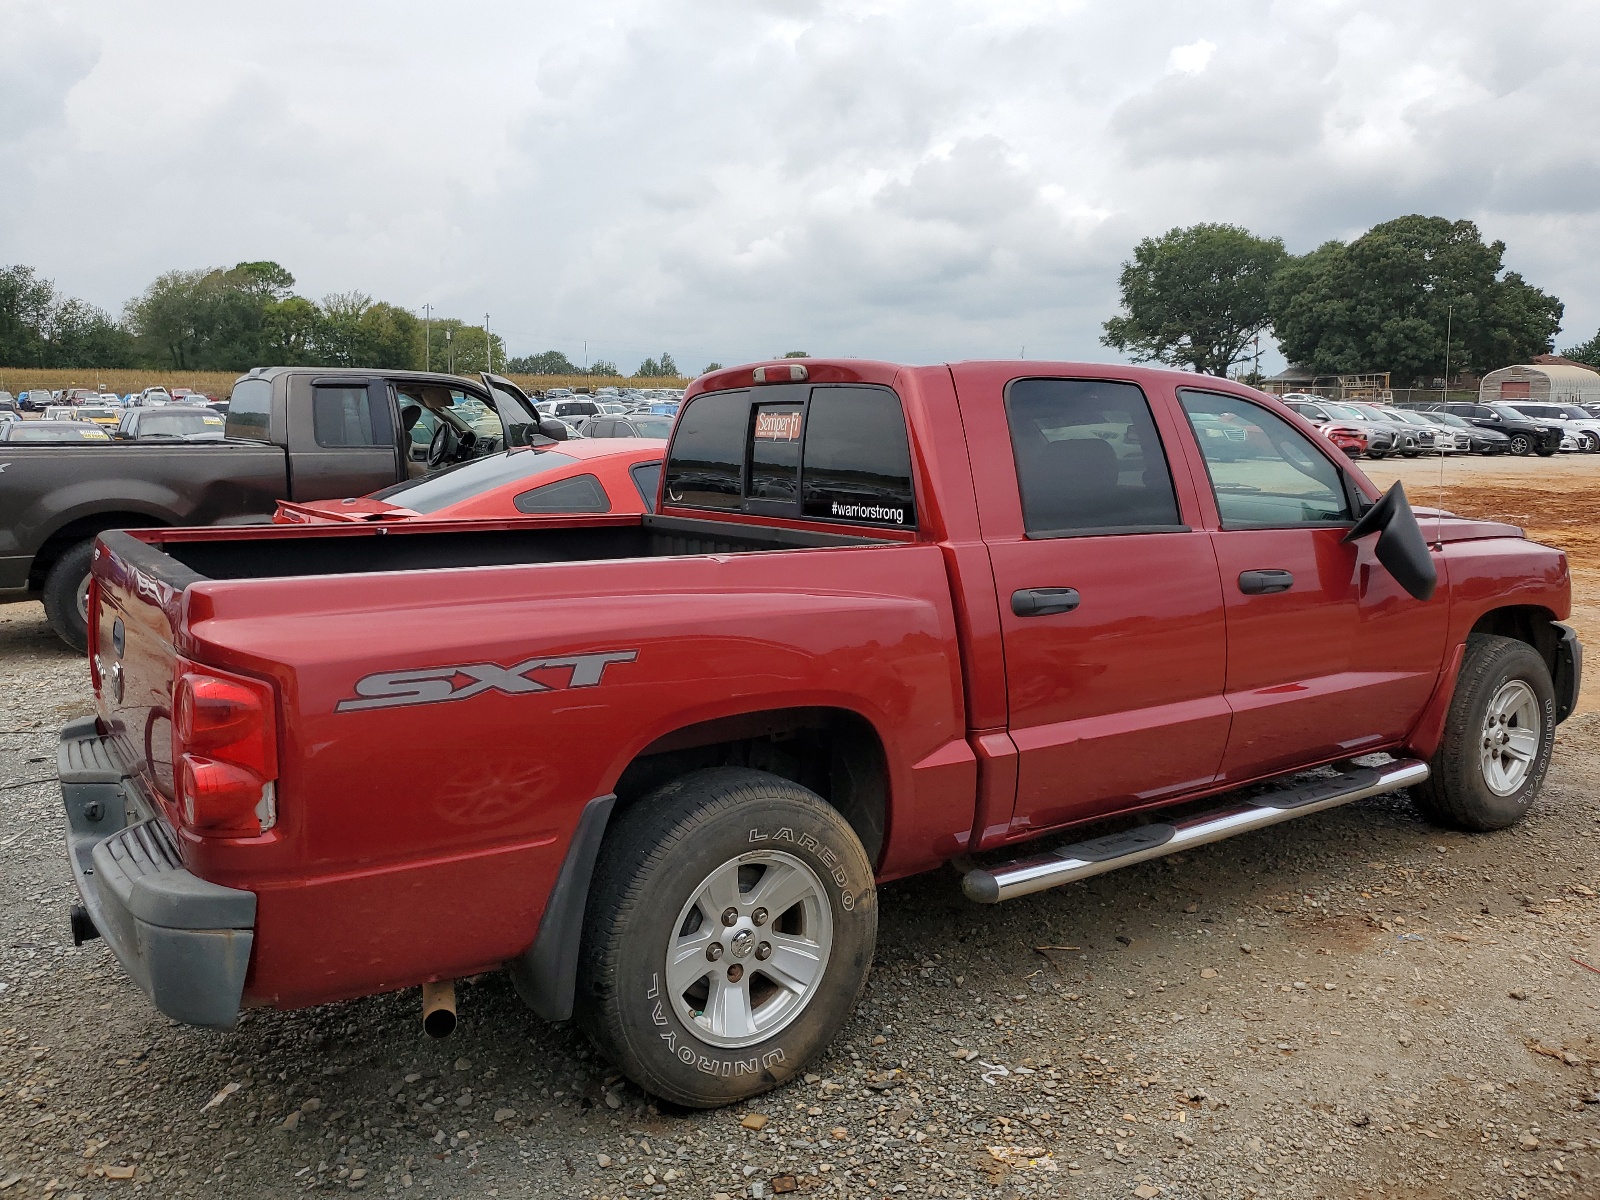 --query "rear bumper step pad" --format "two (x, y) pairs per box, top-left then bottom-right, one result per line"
(963, 758), (1429, 904)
